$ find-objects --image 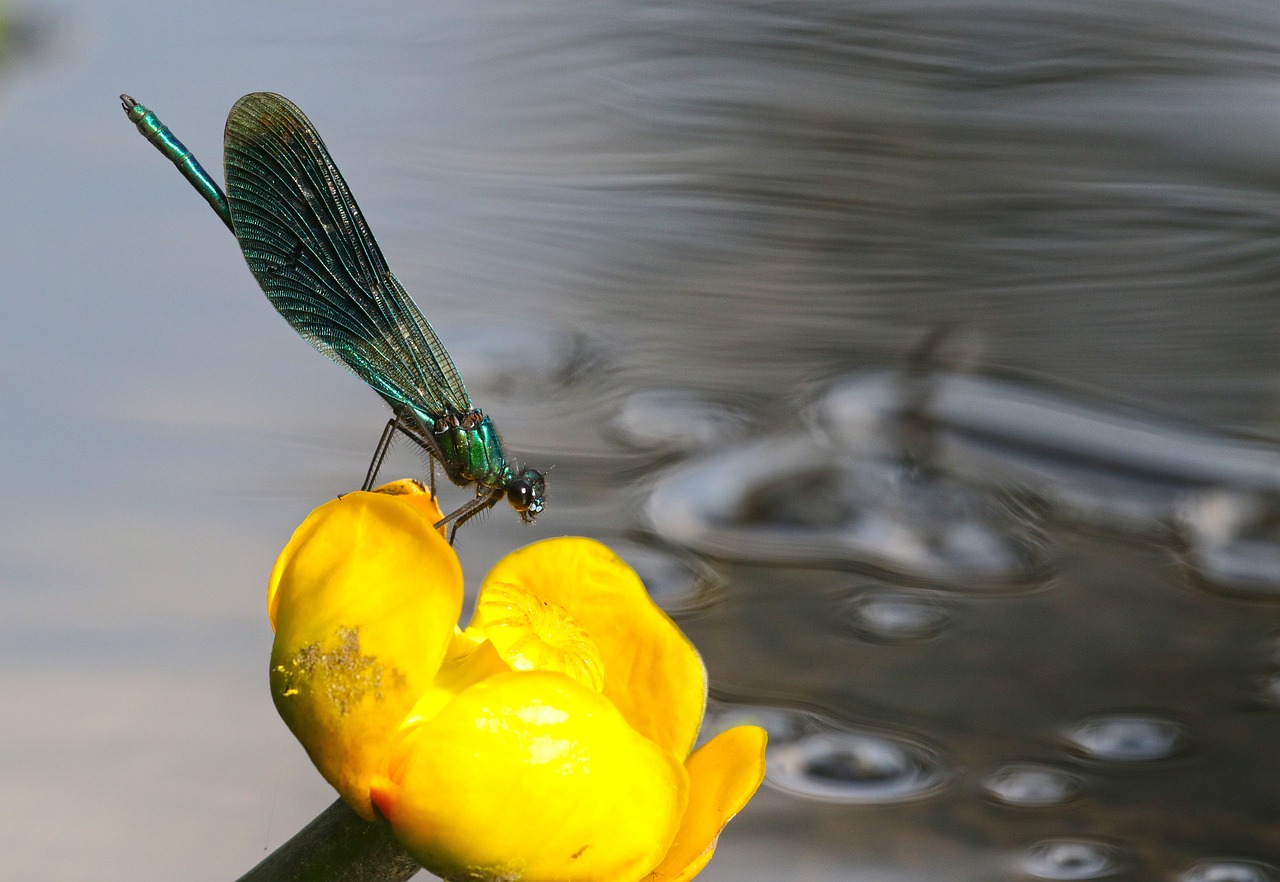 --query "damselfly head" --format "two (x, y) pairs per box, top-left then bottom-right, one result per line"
(507, 469), (546, 523)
